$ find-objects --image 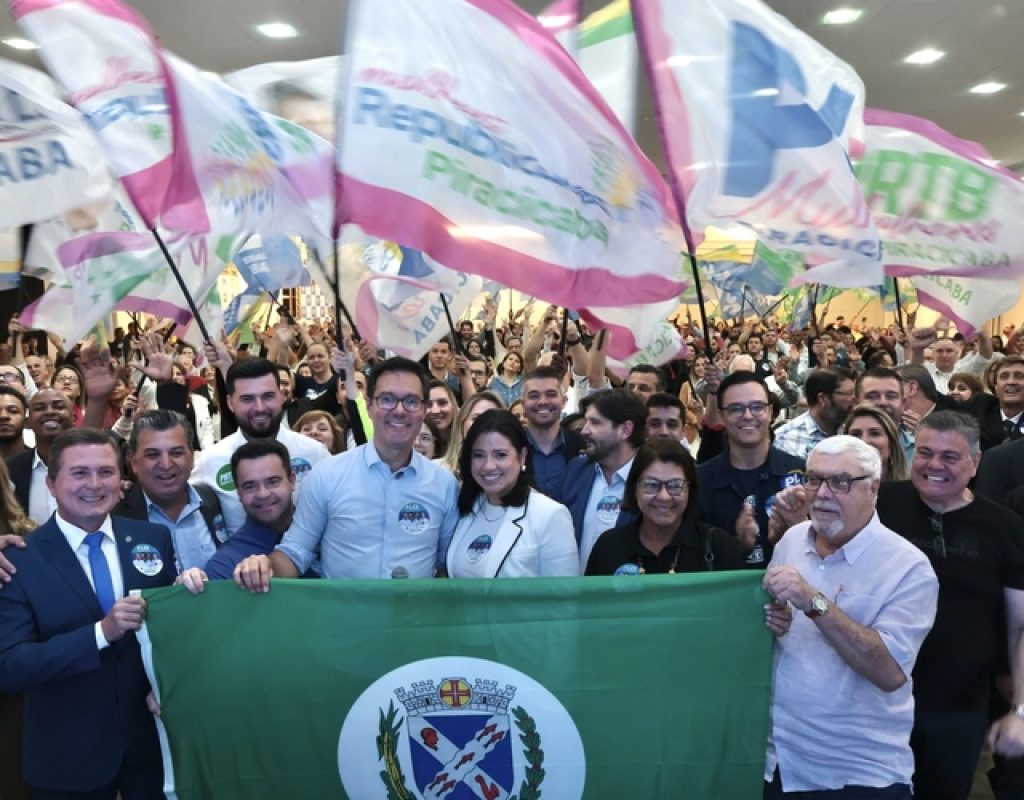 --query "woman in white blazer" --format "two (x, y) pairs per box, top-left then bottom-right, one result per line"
(447, 409), (579, 578)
